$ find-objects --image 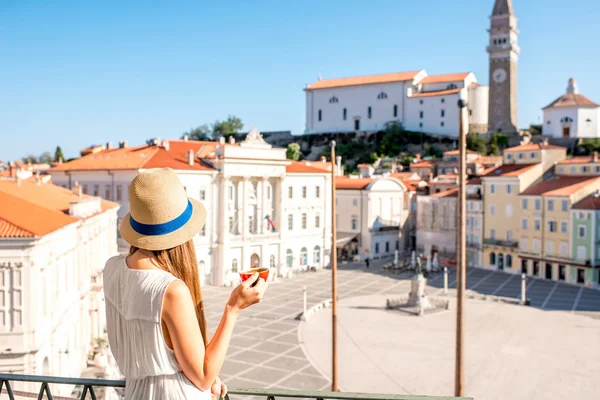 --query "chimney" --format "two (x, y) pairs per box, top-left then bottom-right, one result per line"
(336, 156), (342, 176)
(9, 162), (16, 178)
(163, 141), (170, 151)
(35, 171), (41, 186)
(415, 154), (421, 162)
(219, 137), (226, 145)
(15, 176), (21, 187)
(183, 135), (189, 142)
(119, 140), (128, 149)
(188, 149), (194, 166)
(228, 136), (236, 144)
(593, 152), (598, 162)
(59, 157), (63, 164)
(321, 156), (326, 163)
(72, 182), (82, 198)
(107, 142), (113, 150)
